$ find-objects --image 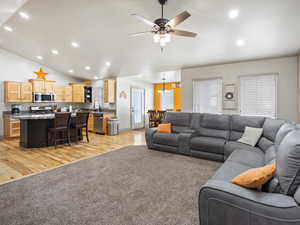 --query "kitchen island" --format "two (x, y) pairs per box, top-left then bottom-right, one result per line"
(11, 113), (82, 148)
